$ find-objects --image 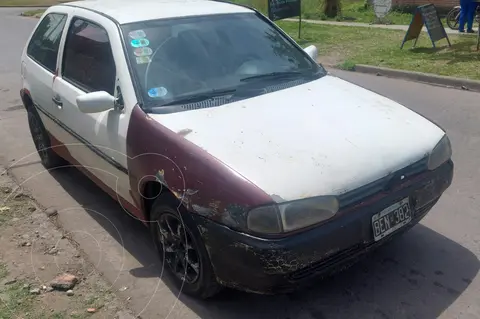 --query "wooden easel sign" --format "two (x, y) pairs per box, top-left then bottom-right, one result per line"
(401, 4), (451, 49)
